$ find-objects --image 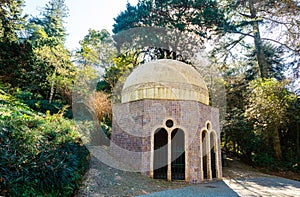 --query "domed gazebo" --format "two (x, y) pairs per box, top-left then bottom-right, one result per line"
(111, 59), (222, 183)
